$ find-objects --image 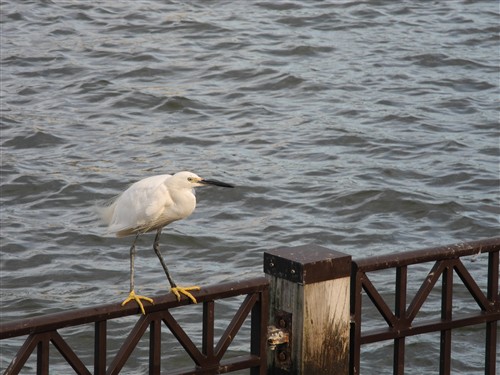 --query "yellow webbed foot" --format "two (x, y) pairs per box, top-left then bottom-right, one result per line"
(171, 286), (201, 304)
(122, 290), (154, 315)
